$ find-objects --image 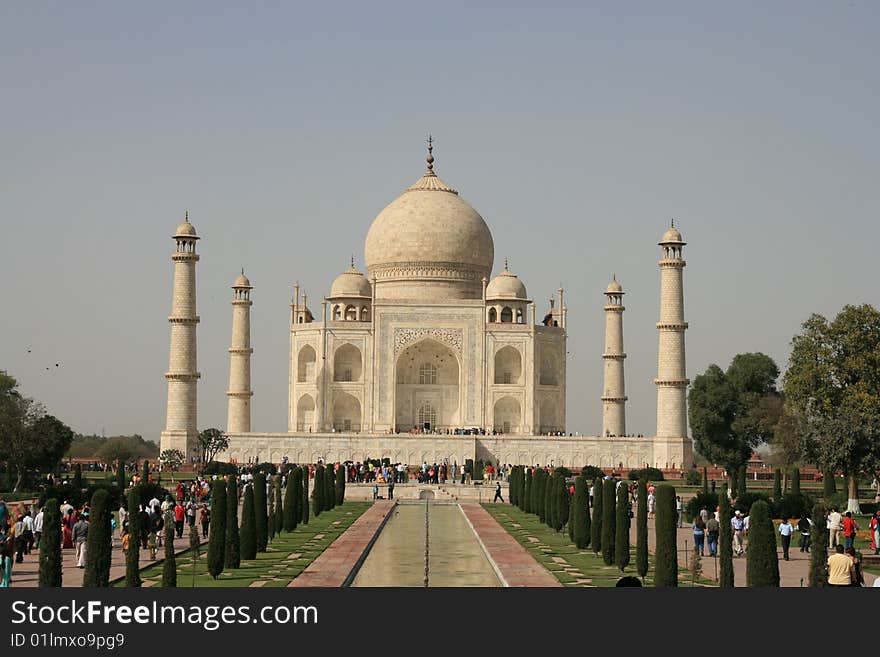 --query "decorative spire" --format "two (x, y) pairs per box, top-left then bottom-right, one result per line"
(241, 267), (245, 276)
(351, 254), (355, 269)
(671, 217), (675, 227)
(185, 210), (189, 223)
(504, 257), (509, 271)
(426, 134), (434, 174)
(613, 273), (616, 281)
